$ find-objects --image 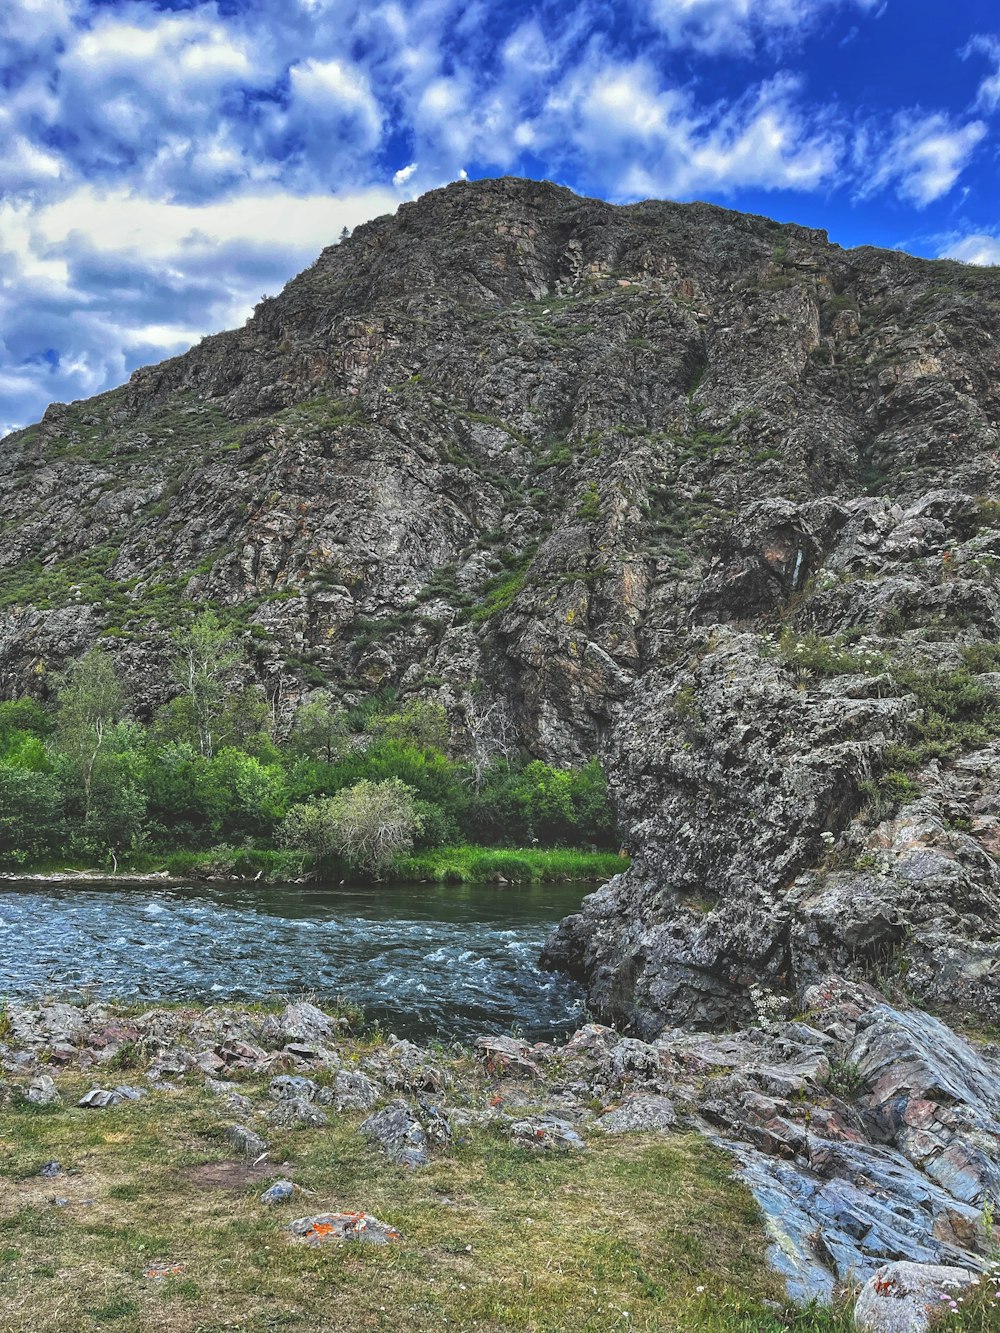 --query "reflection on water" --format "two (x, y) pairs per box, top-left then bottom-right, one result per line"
(0, 878), (588, 1042)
